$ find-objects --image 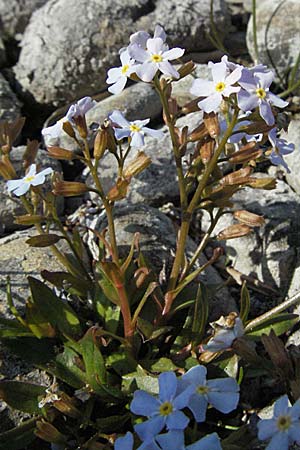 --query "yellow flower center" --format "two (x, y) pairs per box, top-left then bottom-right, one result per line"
(121, 64), (130, 75)
(197, 385), (209, 395)
(159, 401), (173, 416)
(215, 82), (226, 92)
(129, 124), (141, 133)
(277, 415), (291, 432)
(24, 175), (35, 182)
(256, 87), (266, 99)
(151, 54), (163, 63)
